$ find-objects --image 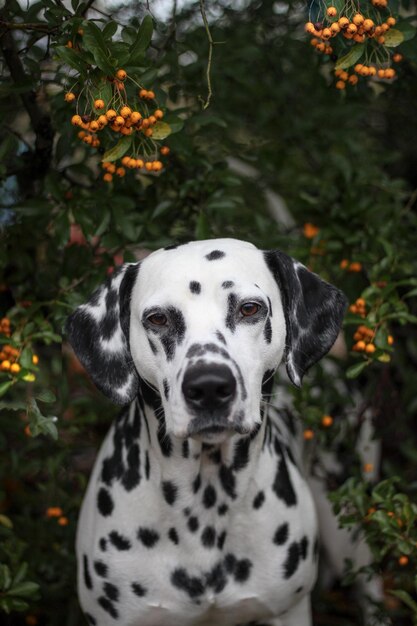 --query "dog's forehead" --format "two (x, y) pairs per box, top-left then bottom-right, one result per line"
(136, 239), (276, 300)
